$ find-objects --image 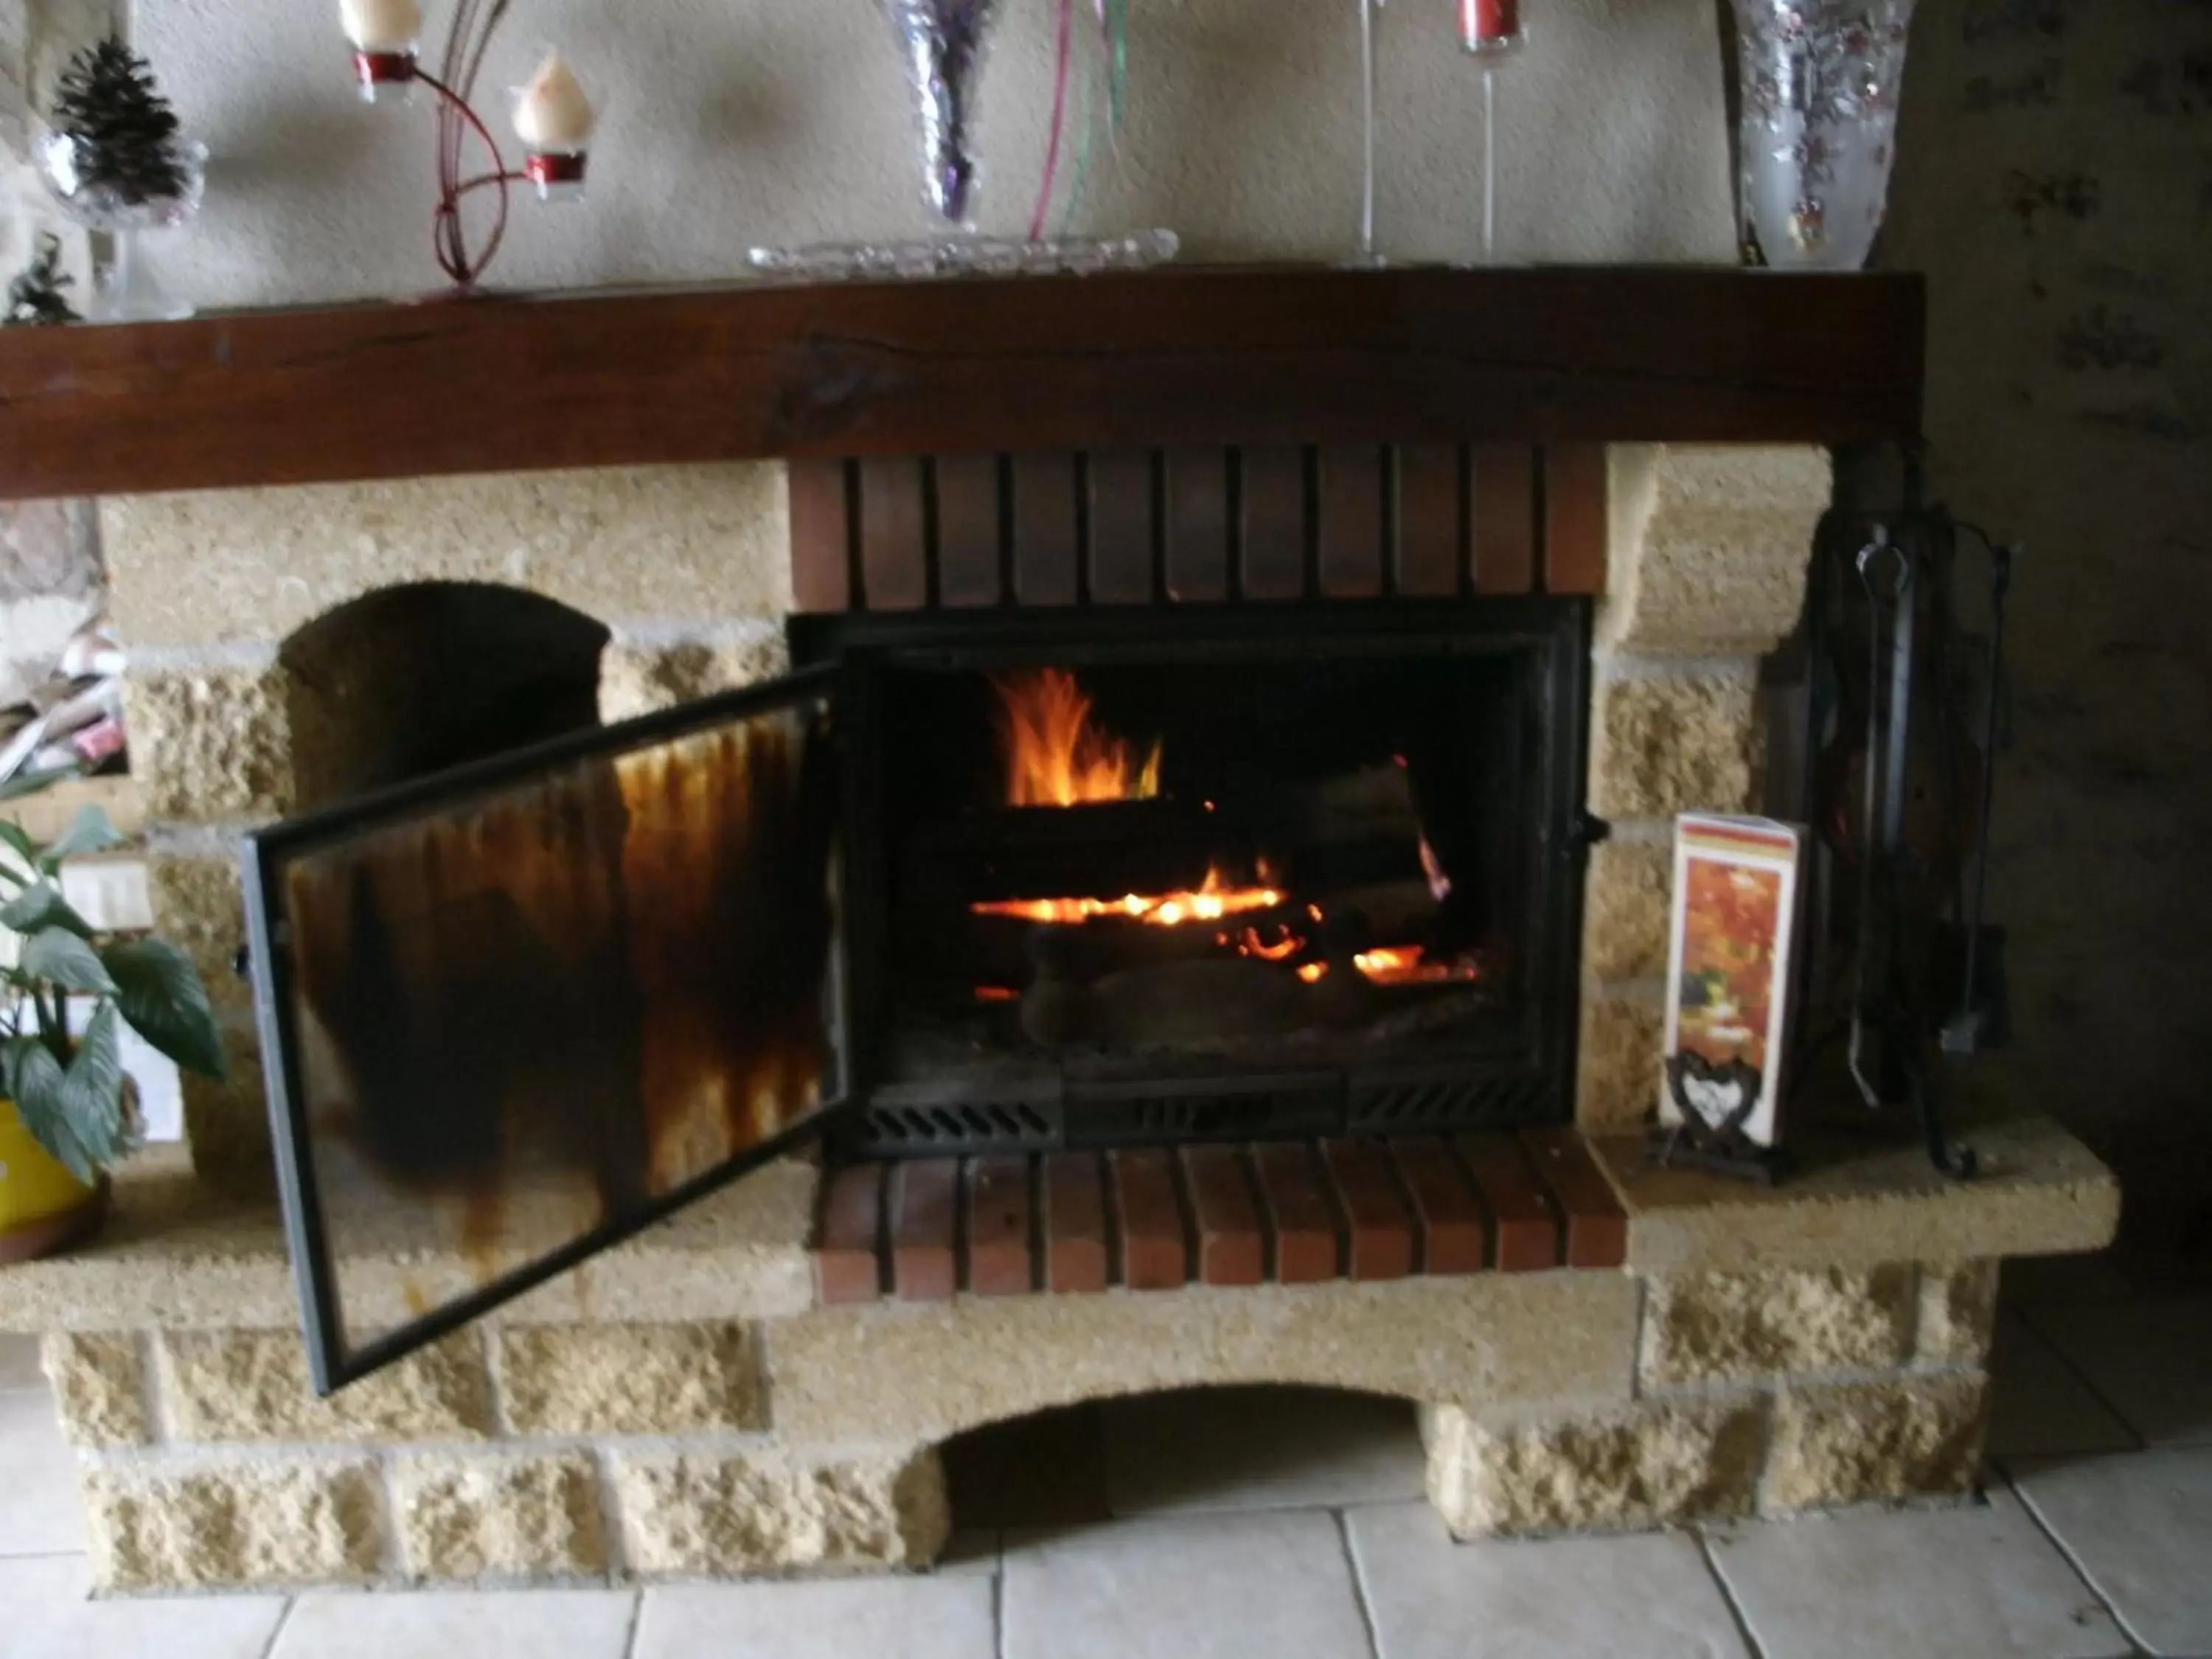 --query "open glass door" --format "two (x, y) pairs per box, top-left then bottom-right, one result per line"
(243, 669), (849, 1394)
